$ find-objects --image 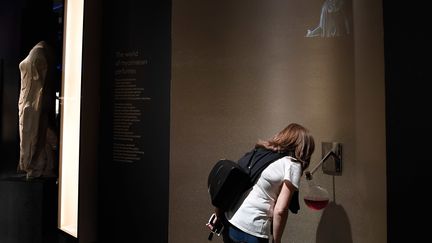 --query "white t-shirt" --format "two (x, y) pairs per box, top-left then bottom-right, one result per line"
(225, 156), (302, 238)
